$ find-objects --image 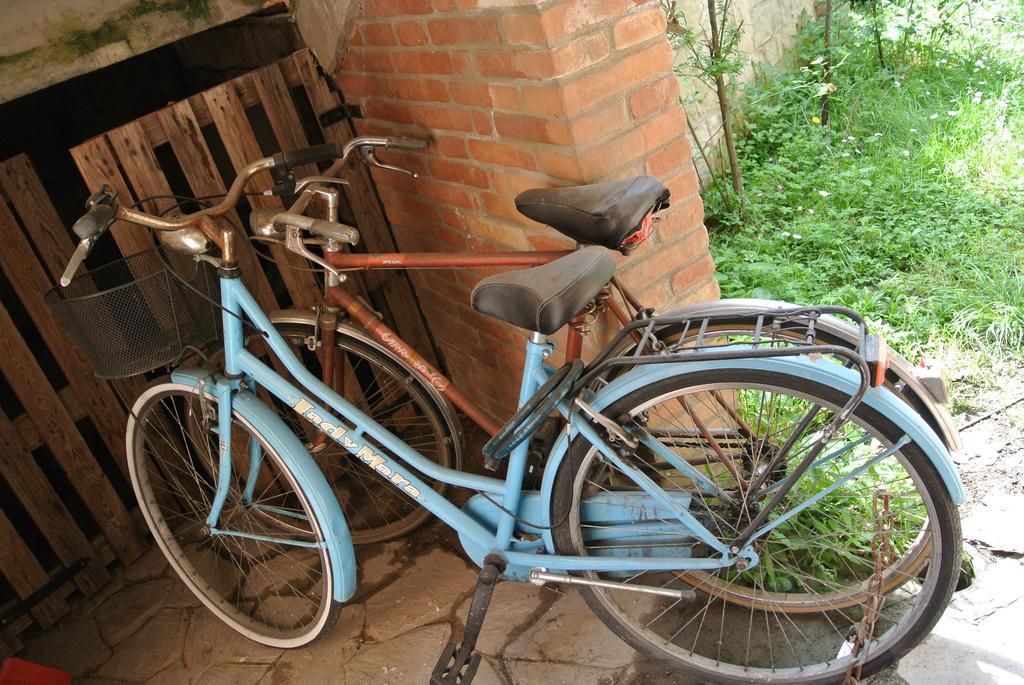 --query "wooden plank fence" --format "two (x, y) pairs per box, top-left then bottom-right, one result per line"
(0, 49), (436, 653)
(0, 154), (143, 654)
